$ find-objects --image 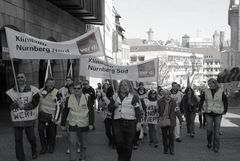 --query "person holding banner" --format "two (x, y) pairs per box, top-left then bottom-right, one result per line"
(6, 72), (40, 161)
(38, 77), (62, 154)
(108, 79), (141, 161)
(61, 82), (94, 161)
(142, 90), (159, 148)
(82, 80), (96, 129)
